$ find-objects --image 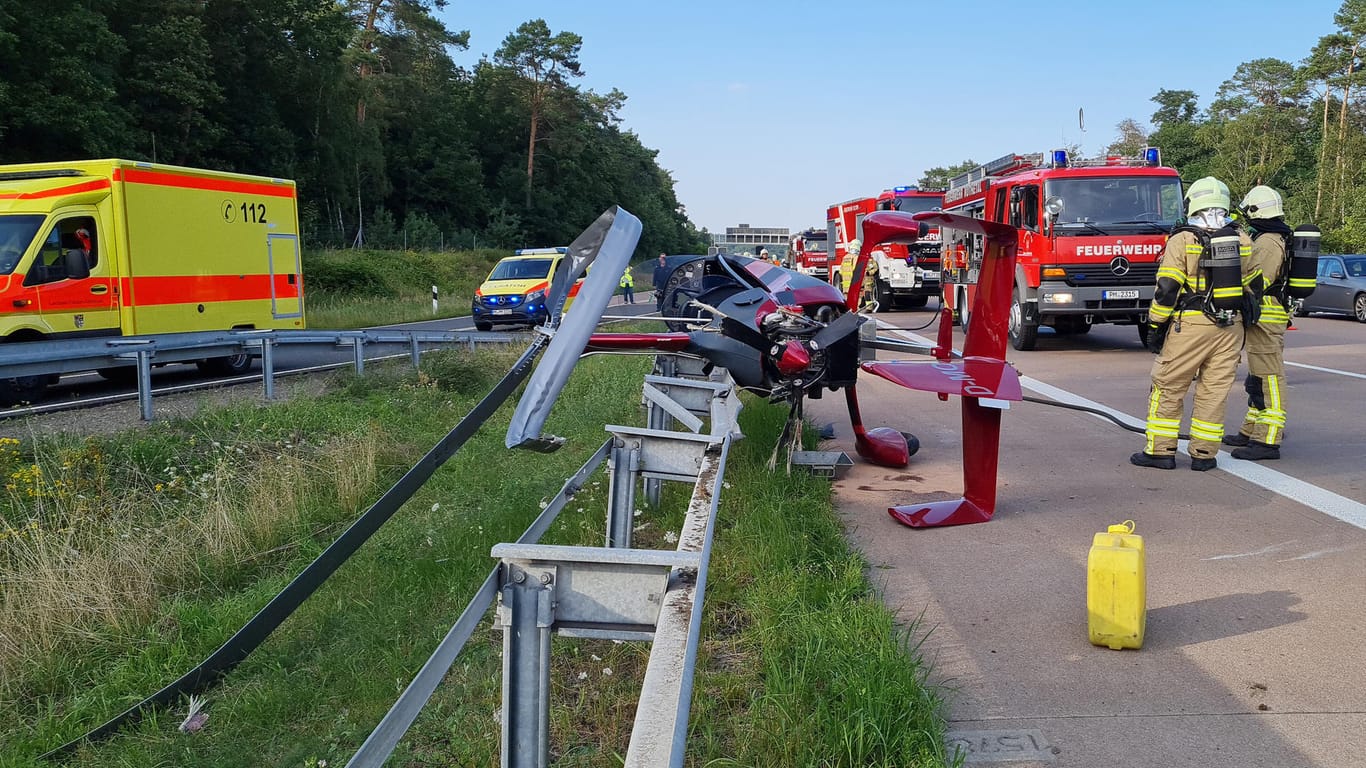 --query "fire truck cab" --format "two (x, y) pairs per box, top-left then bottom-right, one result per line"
(939, 149), (1181, 350)
(828, 186), (944, 311)
(787, 227), (829, 278)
